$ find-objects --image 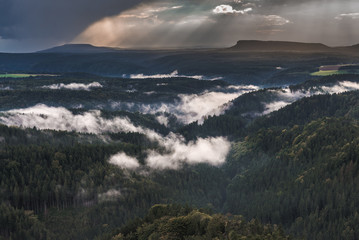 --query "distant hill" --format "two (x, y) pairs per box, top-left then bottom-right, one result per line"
(334, 43), (359, 53)
(38, 44), (118, 53)
(0, 41), (356, 86)
(229, 40), (332, 52)
(43, 41), (359, 54)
